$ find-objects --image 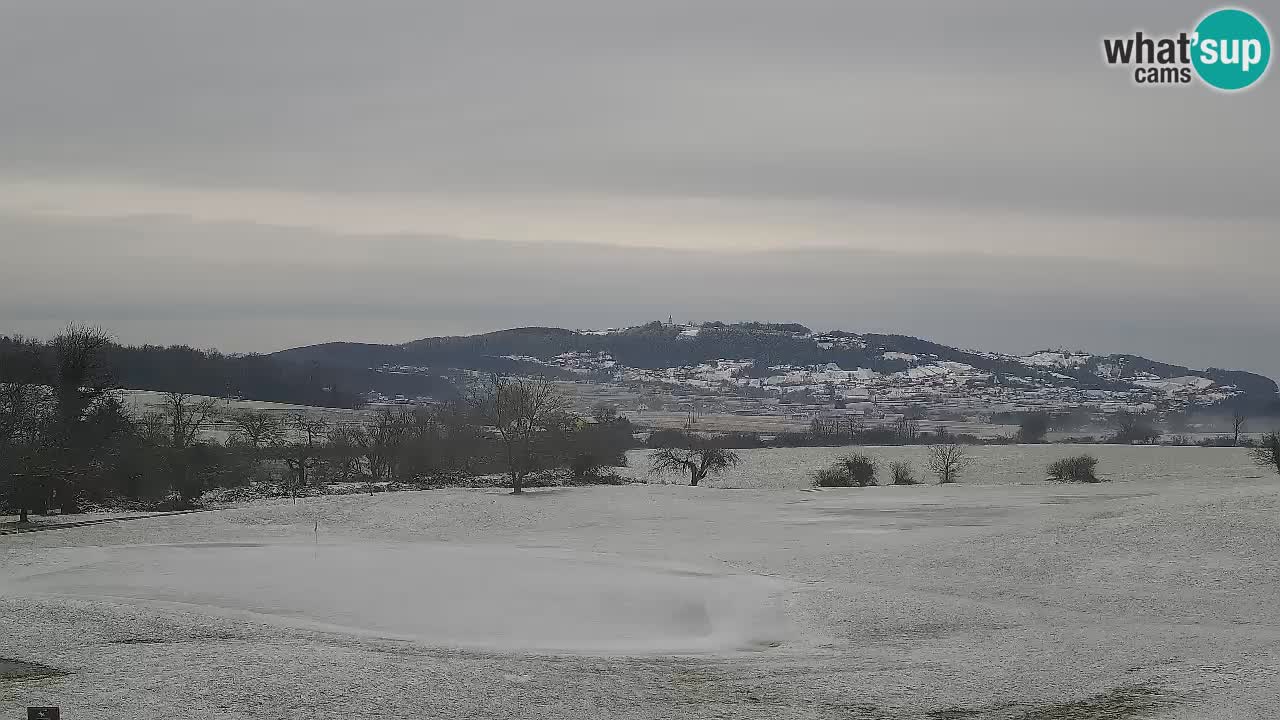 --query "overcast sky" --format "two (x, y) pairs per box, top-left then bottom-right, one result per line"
(2, 1), (1277, 379)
